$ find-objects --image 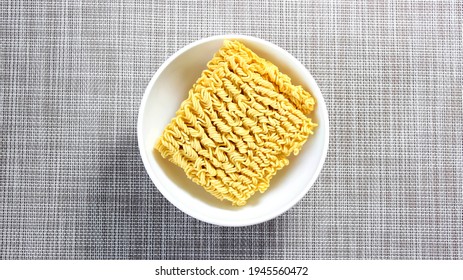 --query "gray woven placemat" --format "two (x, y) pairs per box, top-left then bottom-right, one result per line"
(1, 0), (462, 259)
